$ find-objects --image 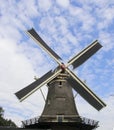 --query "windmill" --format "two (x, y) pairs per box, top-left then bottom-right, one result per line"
(15, 28), (106, 130)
